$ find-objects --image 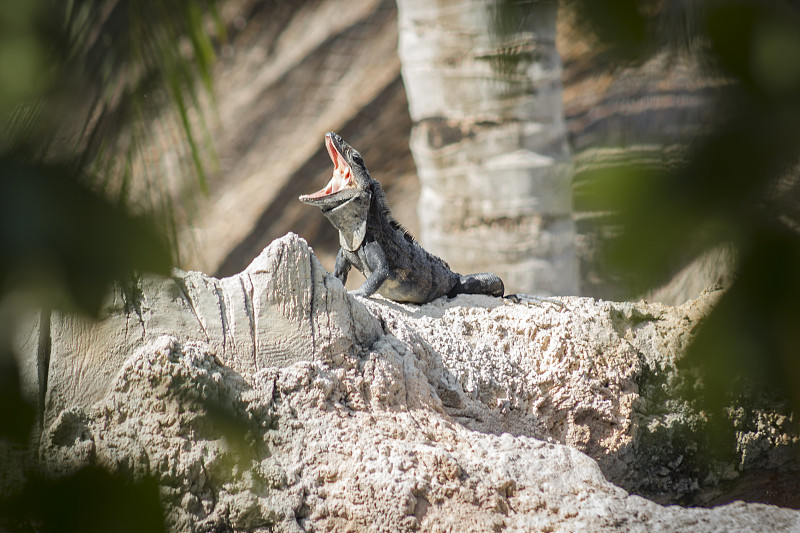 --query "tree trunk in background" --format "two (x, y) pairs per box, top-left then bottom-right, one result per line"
(395, 0), (577, 296)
